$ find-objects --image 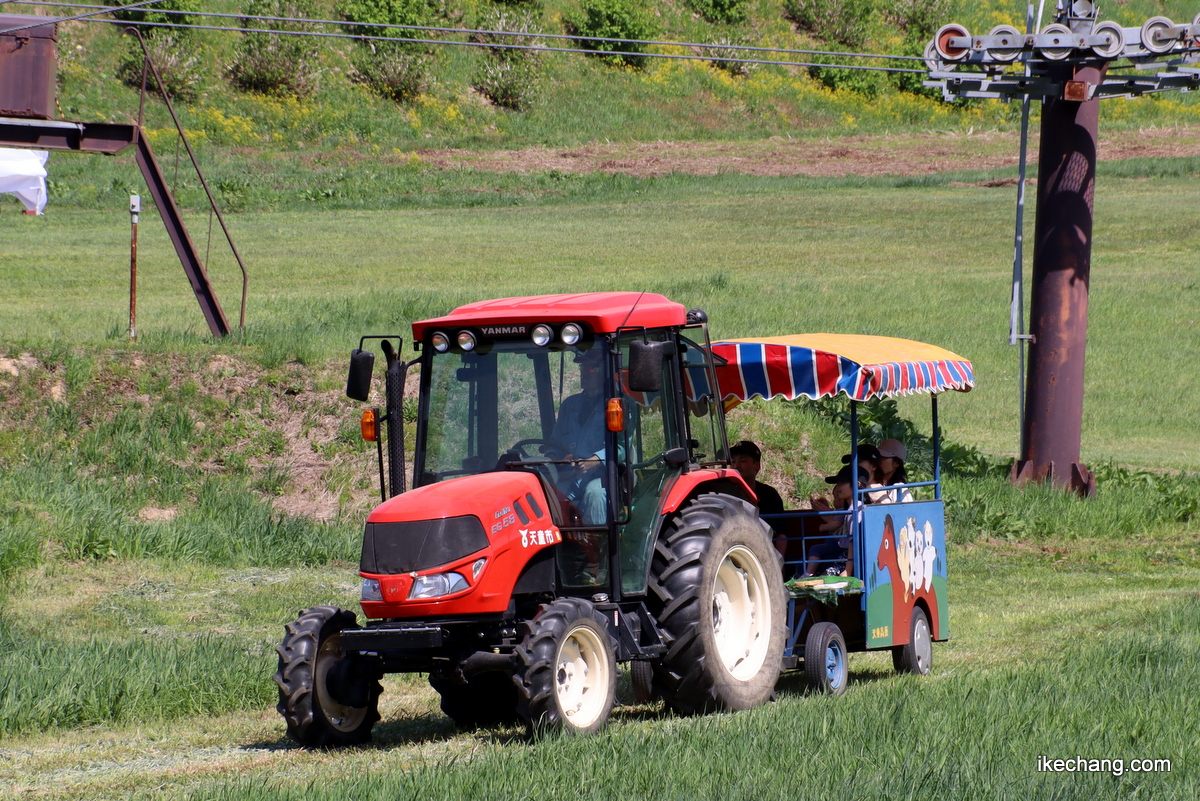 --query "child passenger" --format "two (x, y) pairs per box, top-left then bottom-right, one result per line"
(805, 465), (870, 577)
